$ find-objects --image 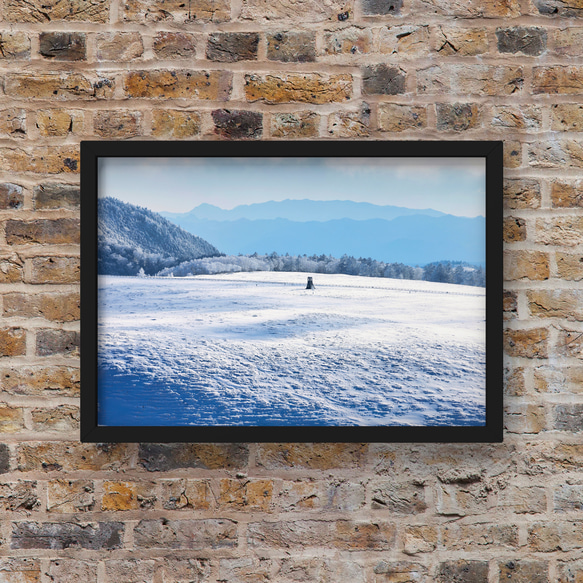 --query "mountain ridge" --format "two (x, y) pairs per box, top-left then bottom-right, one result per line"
(163, 213), (485, 266)
(98, 197), (221, 276)
(161, 198), (456, 223)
